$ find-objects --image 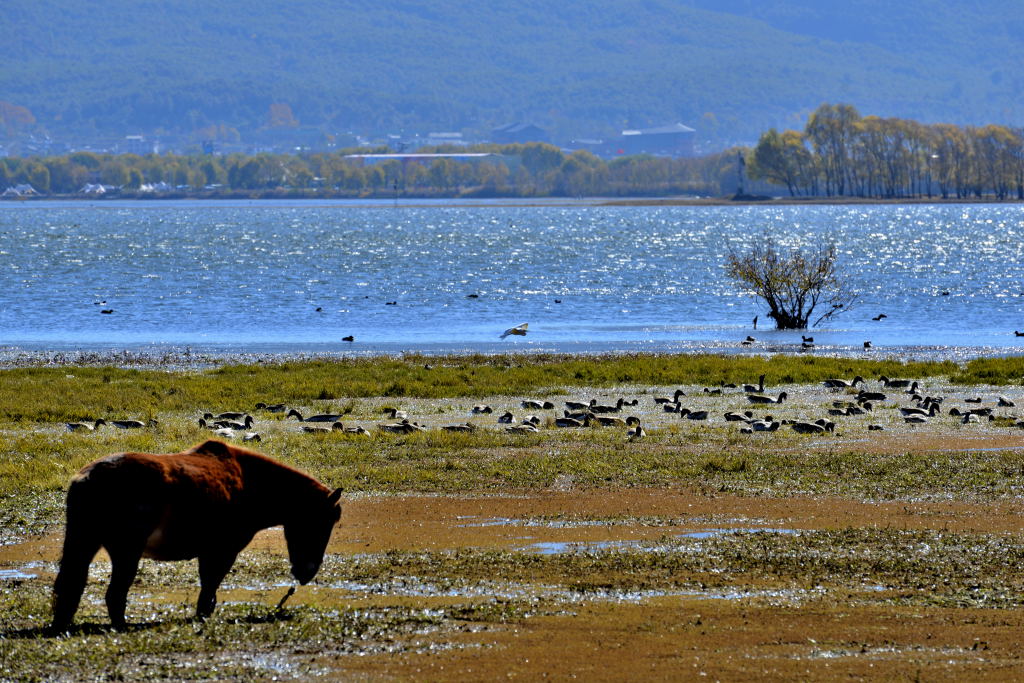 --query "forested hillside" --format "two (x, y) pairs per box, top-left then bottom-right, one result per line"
(2, 1), (1021, 145)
